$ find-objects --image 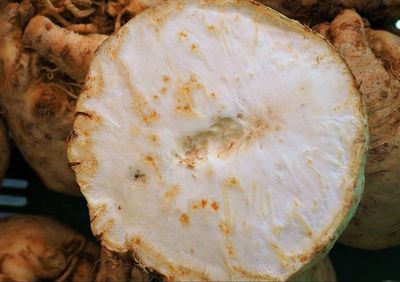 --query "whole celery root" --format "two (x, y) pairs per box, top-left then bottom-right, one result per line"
(314, 10), (400, 249)
(0, 215), (99, 282)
